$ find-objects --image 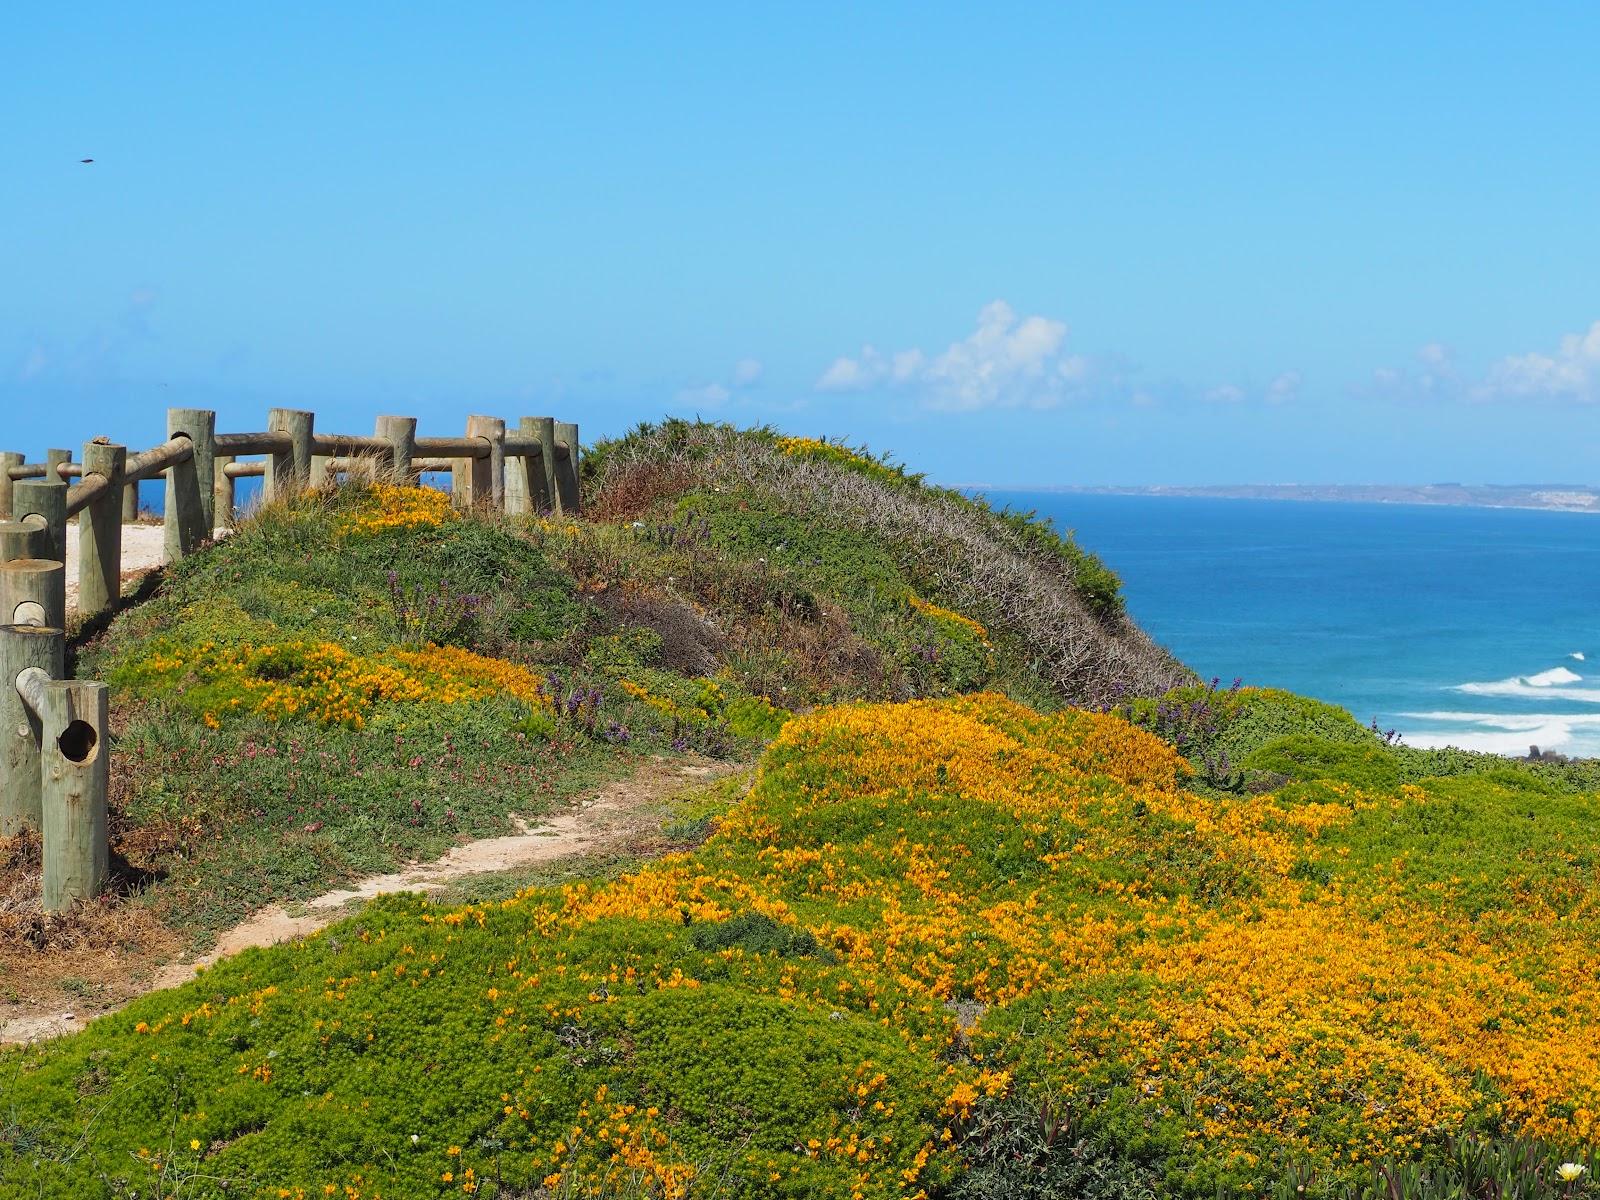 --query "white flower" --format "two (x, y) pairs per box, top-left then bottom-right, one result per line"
(410, 1134), (420, 1146)
(1557, 1163), (1586, 1183)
